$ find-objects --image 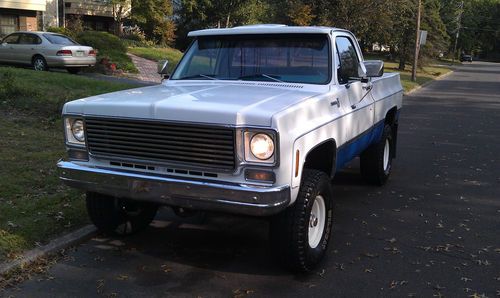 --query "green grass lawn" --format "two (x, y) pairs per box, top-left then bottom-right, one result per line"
(128, 47), (183, 73)
(0, 67), (138, 262)
(383, 61), (452, 93)
(363, 54), (452, 93)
